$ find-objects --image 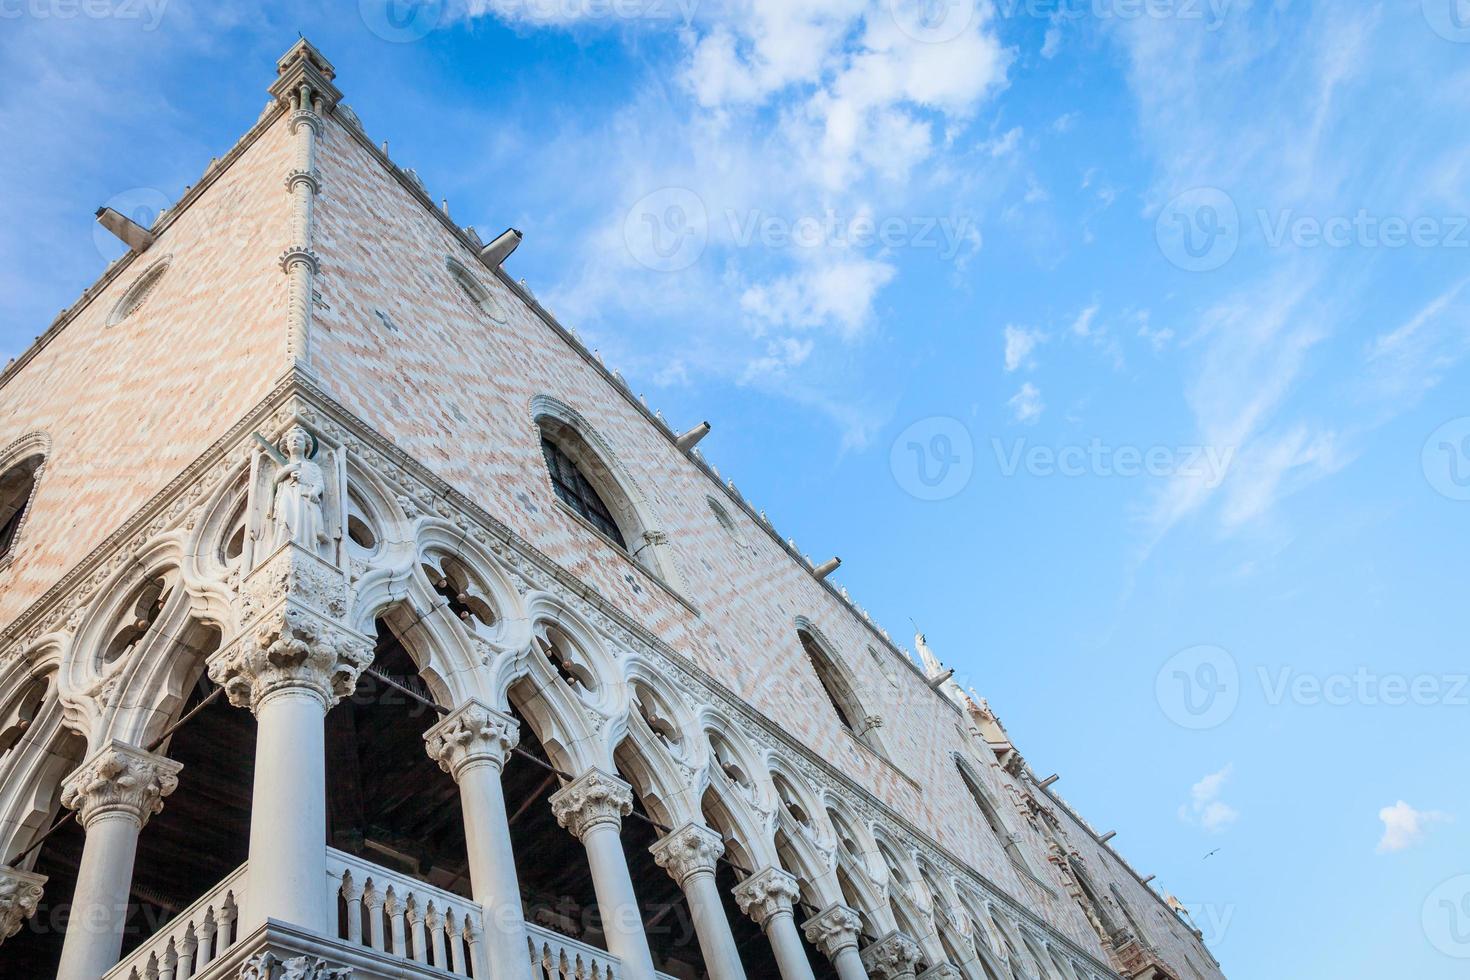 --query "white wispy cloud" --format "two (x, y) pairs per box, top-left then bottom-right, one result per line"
(1003, 324), (1046, 372)
(1007, 382), (1043, 423)
(1376, 801), (1451, 854)
(1179, 765), (1239, 833)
